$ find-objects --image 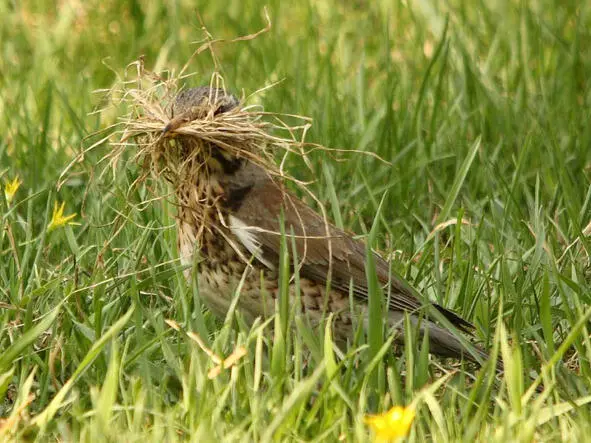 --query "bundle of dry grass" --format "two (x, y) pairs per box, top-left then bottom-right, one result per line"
(116, 66), (255, 160)
(118, 72), (282, 176)
(104, 57), (320, 245)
